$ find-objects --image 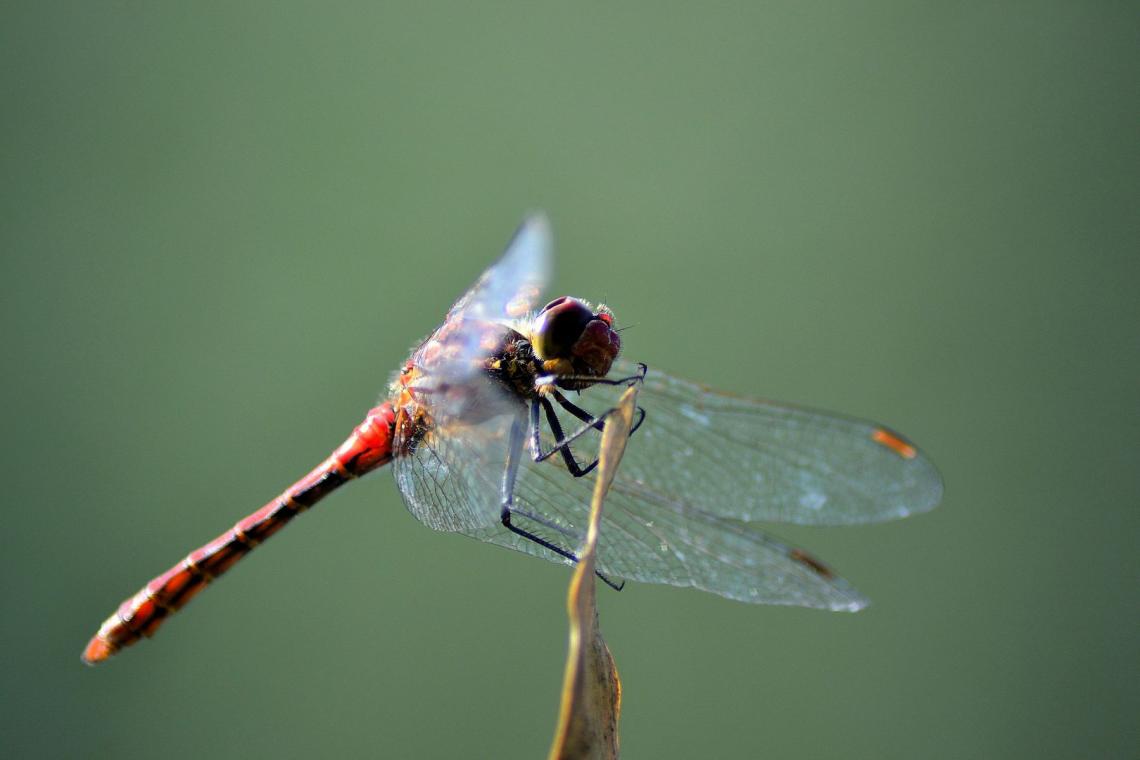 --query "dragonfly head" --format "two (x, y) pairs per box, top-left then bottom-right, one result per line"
(530, 296), (621, 384)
